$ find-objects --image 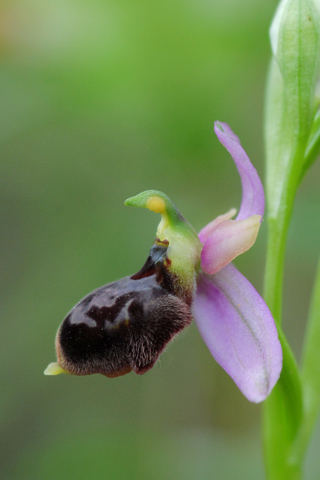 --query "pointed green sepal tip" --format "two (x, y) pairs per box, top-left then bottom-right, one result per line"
(44, 362), (67, 376)
(125, 190), (170, 214)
